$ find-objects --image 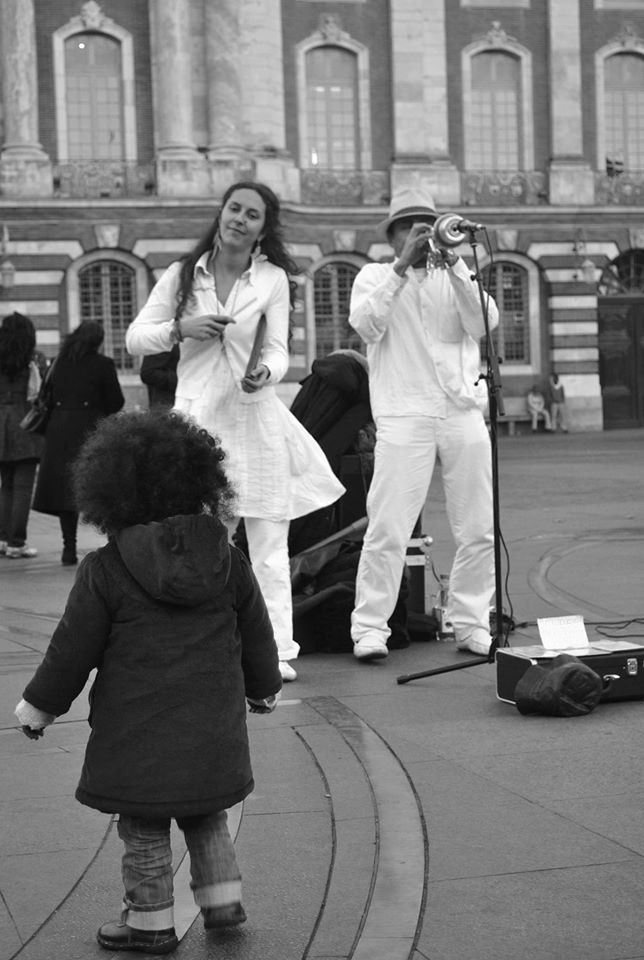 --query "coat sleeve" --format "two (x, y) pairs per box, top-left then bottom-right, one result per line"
(348, 263), (411, 344)
(126, 262), (183, 356)
(230, 547), (282, 700)
(100, 357), (125, 415)
(21, 555), (113, 717)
